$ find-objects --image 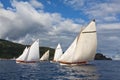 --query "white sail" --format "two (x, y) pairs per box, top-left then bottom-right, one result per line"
(16, 47), (28, 61)
(59, 20), (97, 64)
(73, 20), (97, 62)
(27, 39), (40, 61)
(40, 50), (49, 61)
(53, 43), (63, 61)
(16, 39), (40, 63)
(58, 37), (77, 62)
